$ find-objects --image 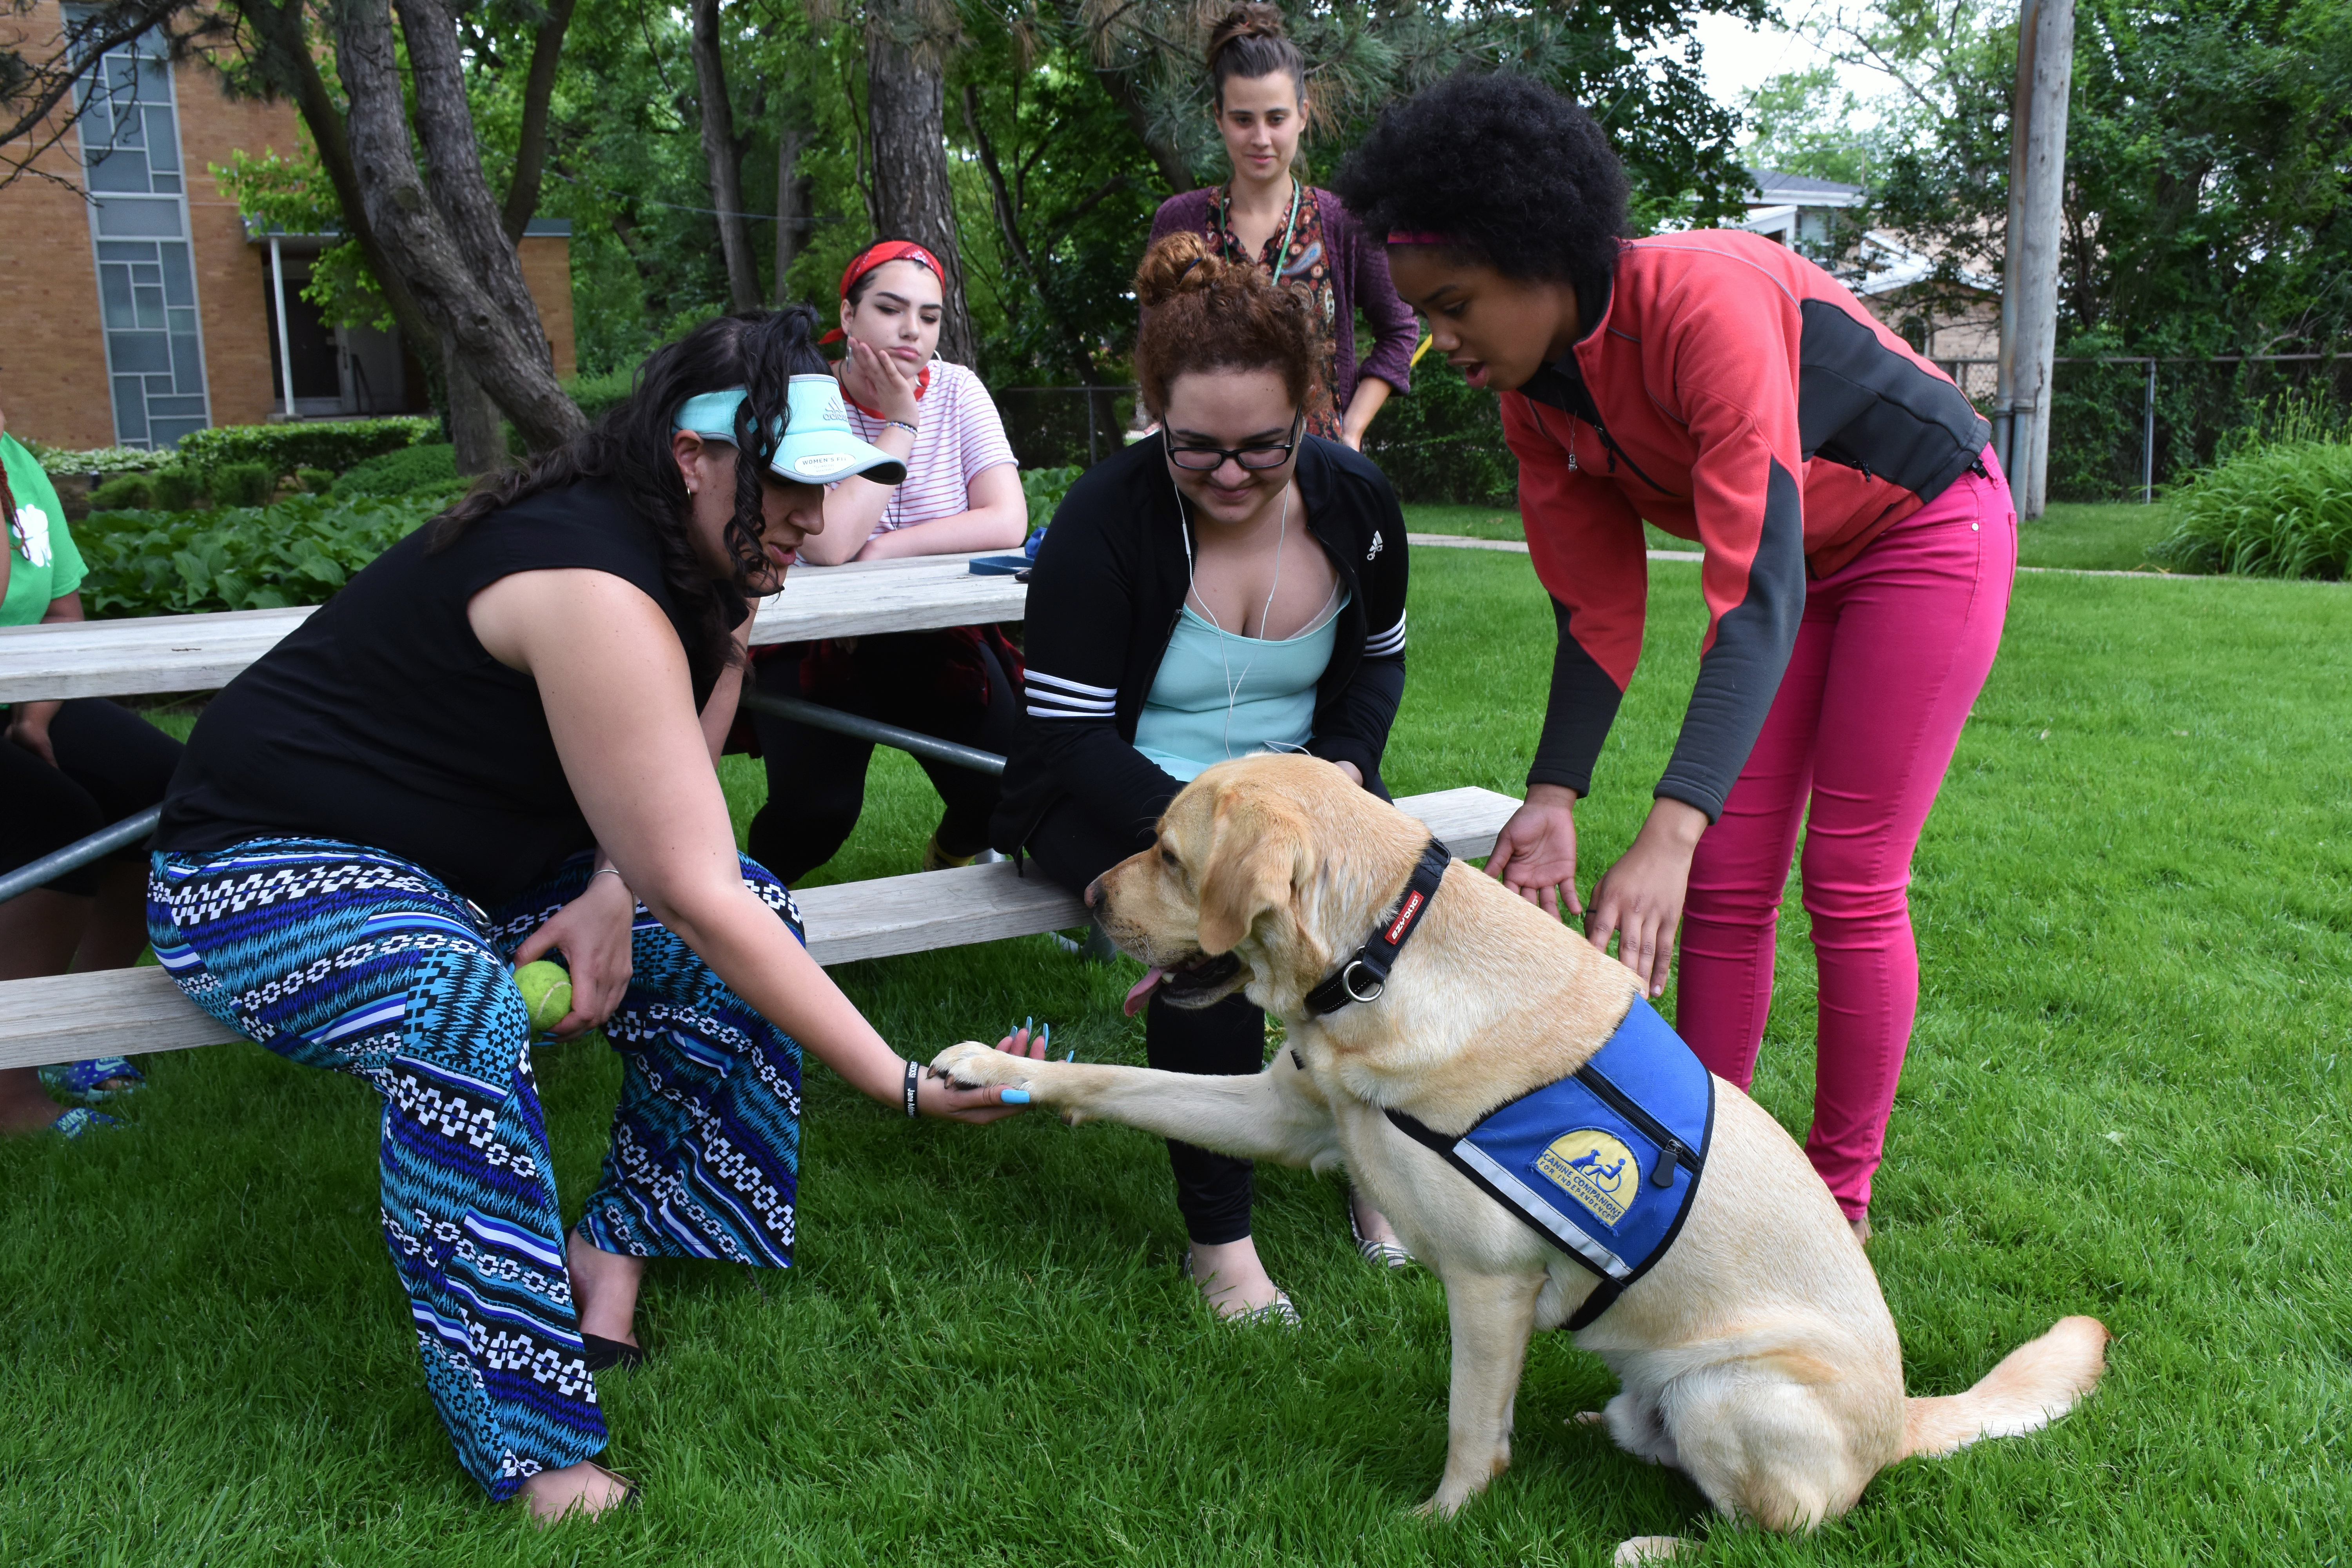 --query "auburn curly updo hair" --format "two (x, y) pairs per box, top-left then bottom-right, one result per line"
(1133, 231), (1325, 421)
(1328, 71), (1630, 287)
